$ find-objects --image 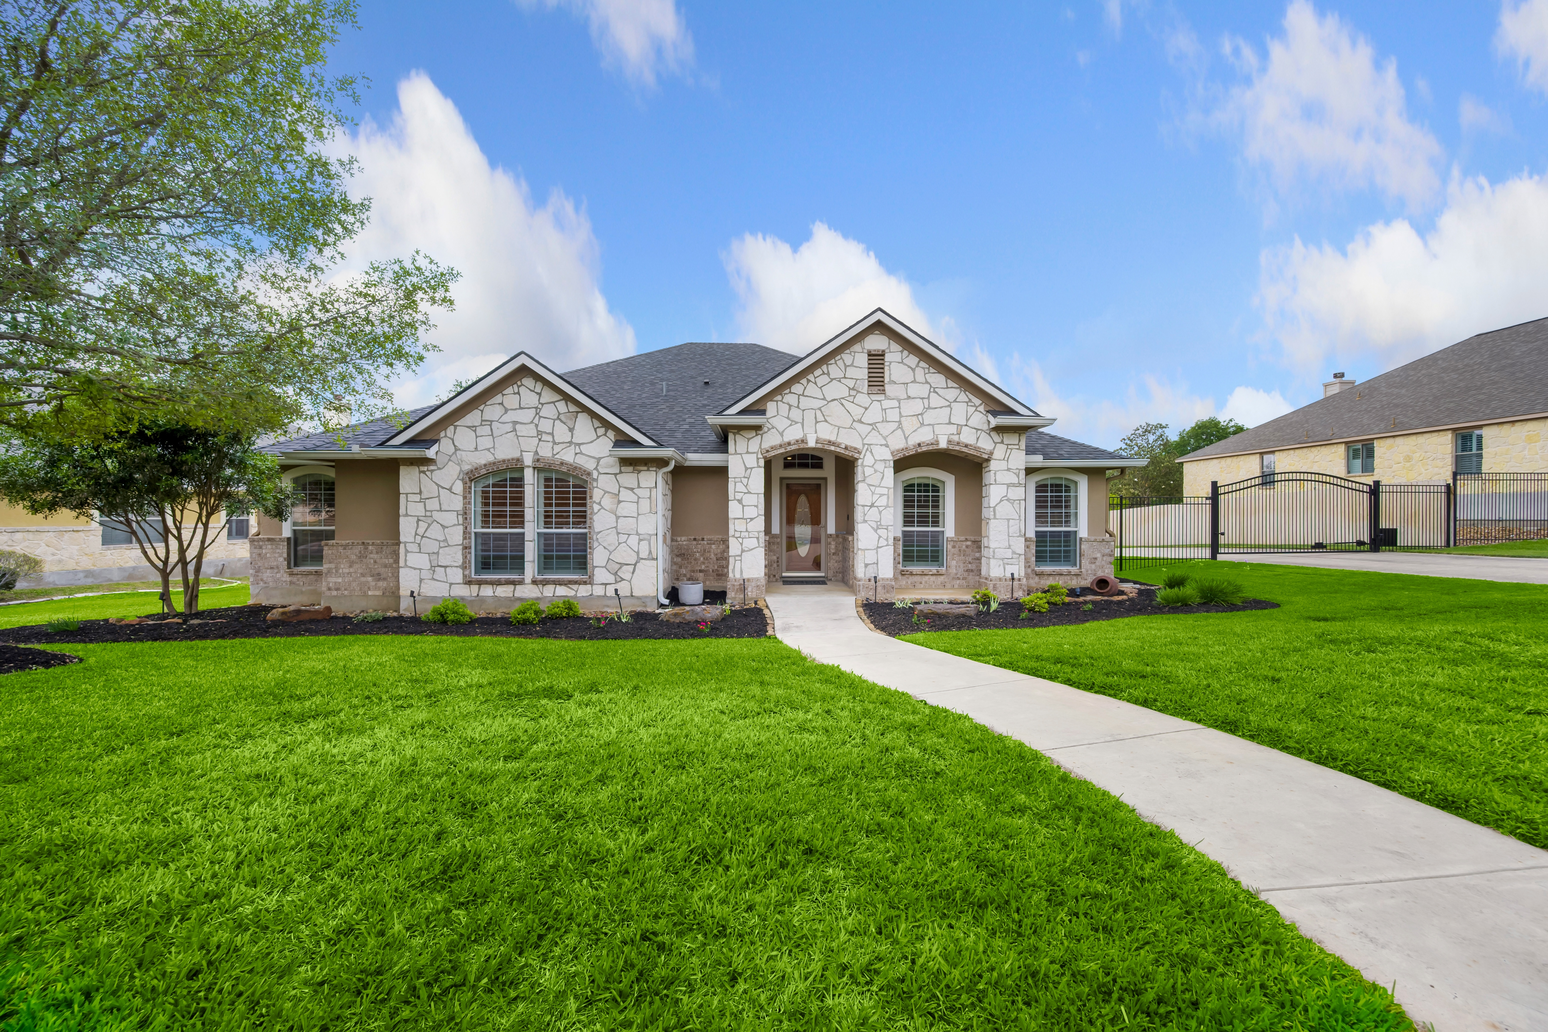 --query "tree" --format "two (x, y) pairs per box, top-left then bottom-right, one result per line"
(0, 0), (456, 435)
(0, 423), (290, 613)
(1109, 416), (1250, 499)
